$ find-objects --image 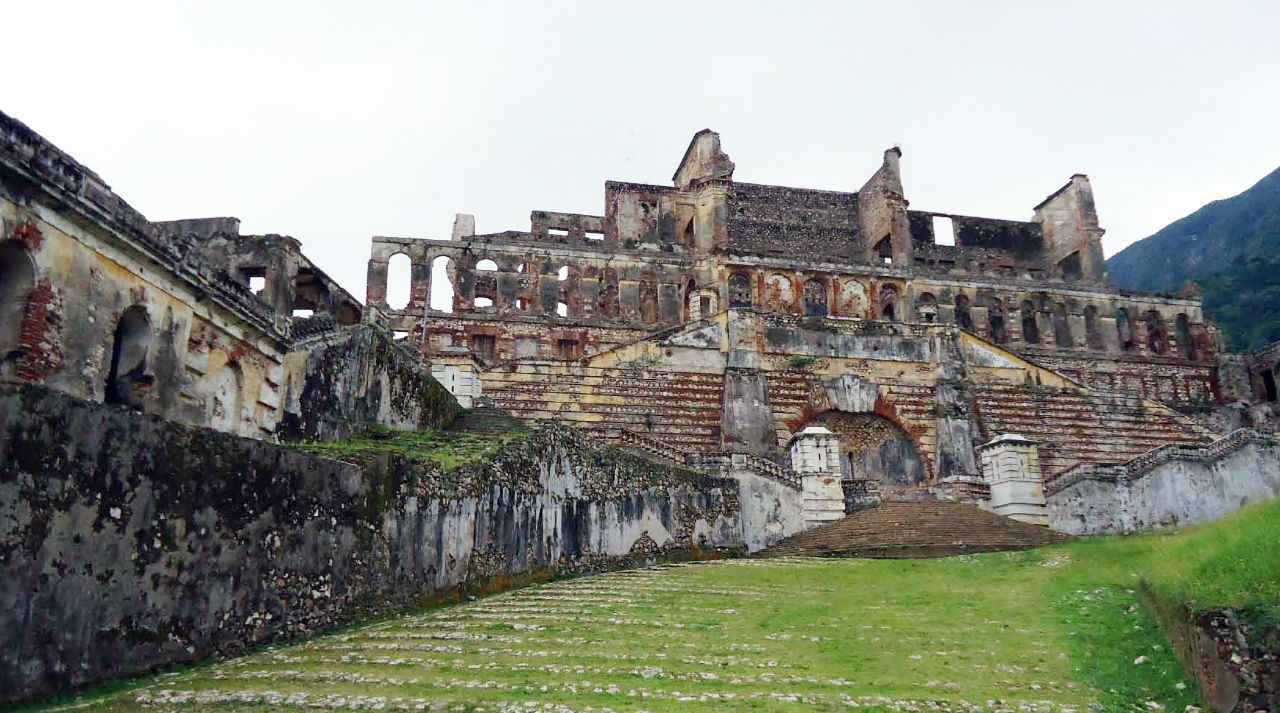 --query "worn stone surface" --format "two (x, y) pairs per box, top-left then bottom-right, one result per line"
(1047, 433), (1280, 535)
(278, 325), (460, 441)
(1140, 582), (1280, 713)
(371, 129), (1220, 414)
(0, 383), (740, 703)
